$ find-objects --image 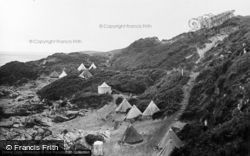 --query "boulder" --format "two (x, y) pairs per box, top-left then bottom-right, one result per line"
(69, 143), (89, 151)
(24, 115), (52, 128)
